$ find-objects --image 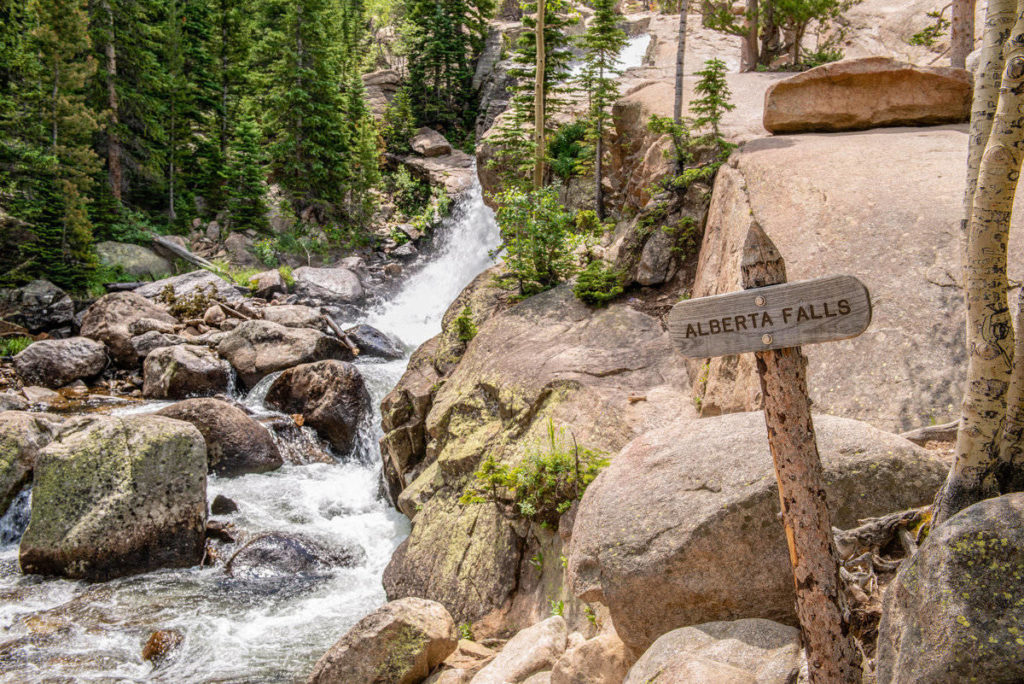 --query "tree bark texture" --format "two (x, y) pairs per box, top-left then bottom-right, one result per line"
(741, 0), (759, 72)
(937, 3), (1024, 525)
(674, 0), (689, 123)
(998, 288), (1024, 492)
(962, 0), (1015, 267)
(742, 225), (862, 684)
(533, 0), (547, 190)
(101, 0), (122, 202)
(951, 0), (978, 69)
